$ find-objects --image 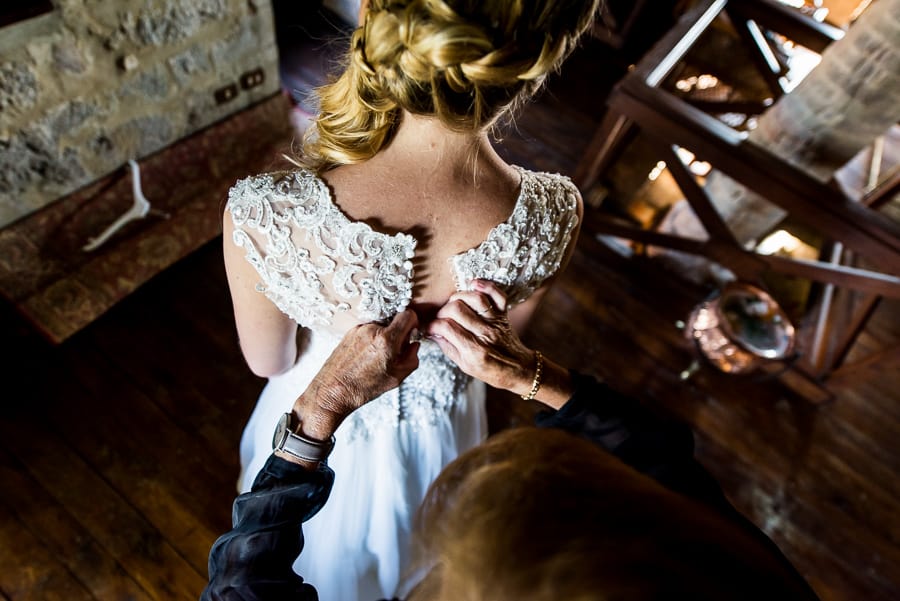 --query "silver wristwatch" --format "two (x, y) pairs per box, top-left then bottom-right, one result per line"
(272, 412), (336, 463)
